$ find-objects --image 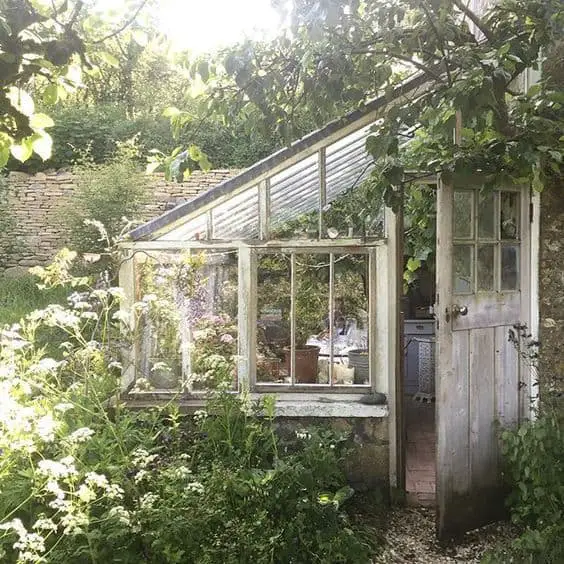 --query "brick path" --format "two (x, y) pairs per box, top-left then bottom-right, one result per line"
(405, 399), (436, 506)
